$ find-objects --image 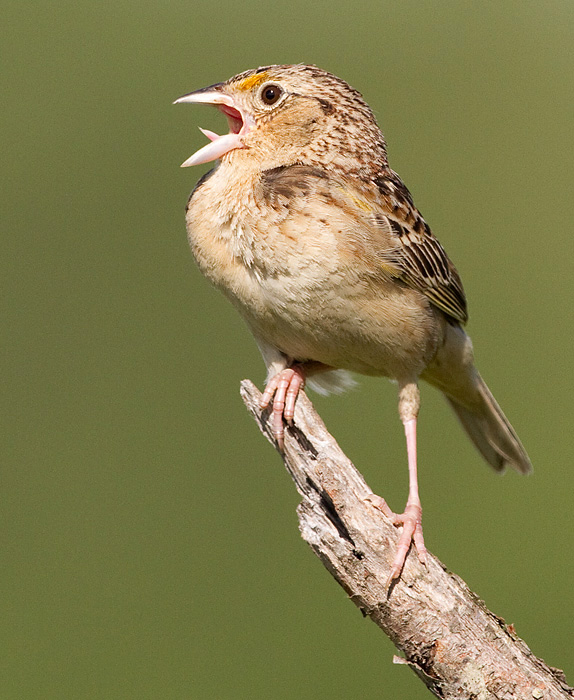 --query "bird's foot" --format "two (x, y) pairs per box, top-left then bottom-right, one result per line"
(367, 494), (427, 586)
(260, 367), (306, 449)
